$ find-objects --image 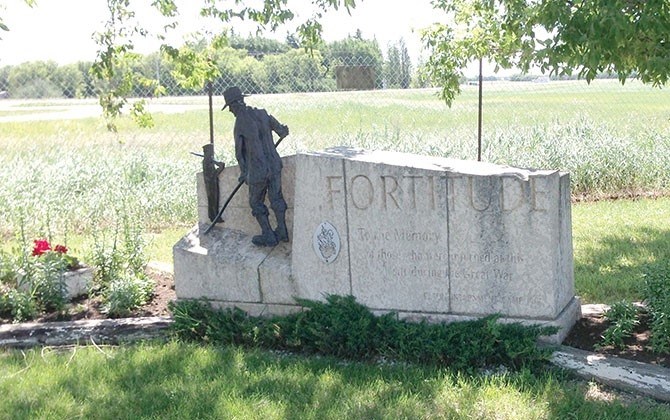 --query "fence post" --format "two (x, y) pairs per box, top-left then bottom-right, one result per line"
(477, 57), (483, 162)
